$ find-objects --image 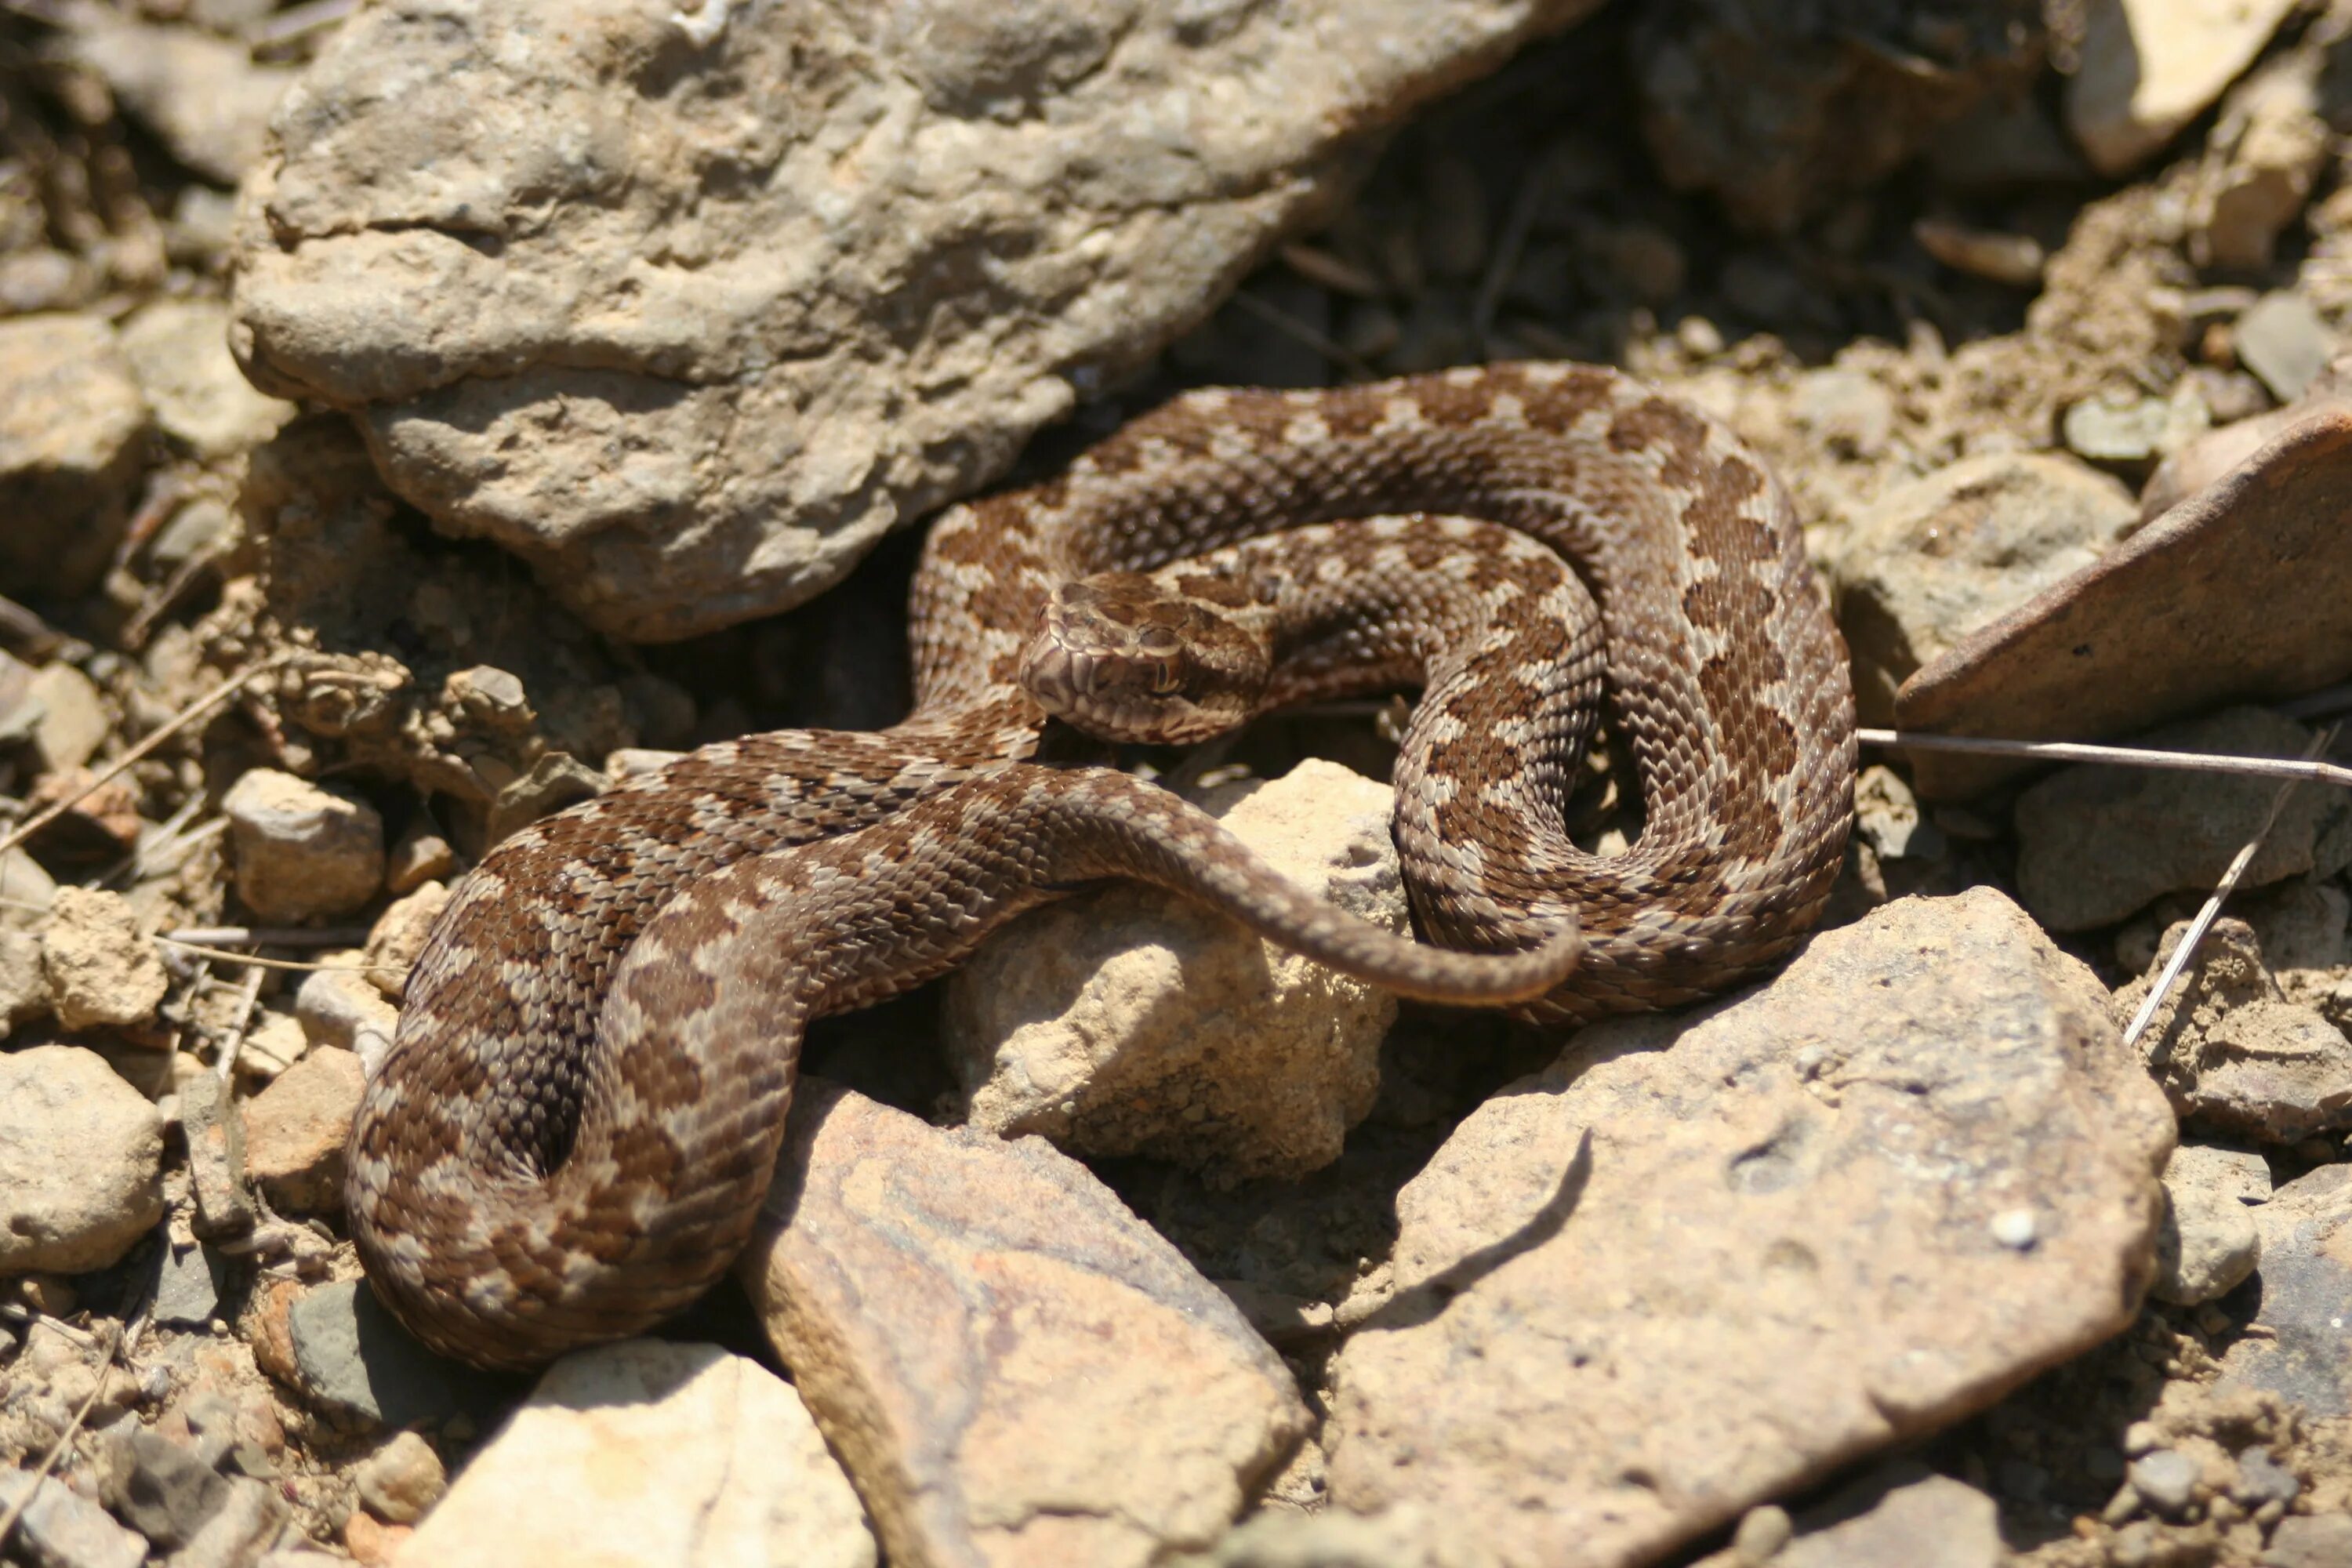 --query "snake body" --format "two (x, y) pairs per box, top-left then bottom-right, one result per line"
(347, 362), (1857, 1368)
